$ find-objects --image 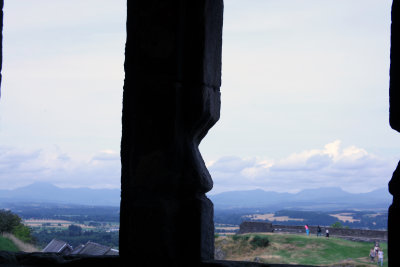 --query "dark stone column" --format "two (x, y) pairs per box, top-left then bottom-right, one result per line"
(120, 0), (223, 266)
(388, 163), (400, 267)
(390, 1), (400, 131)
(389, 1), (400, 267)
